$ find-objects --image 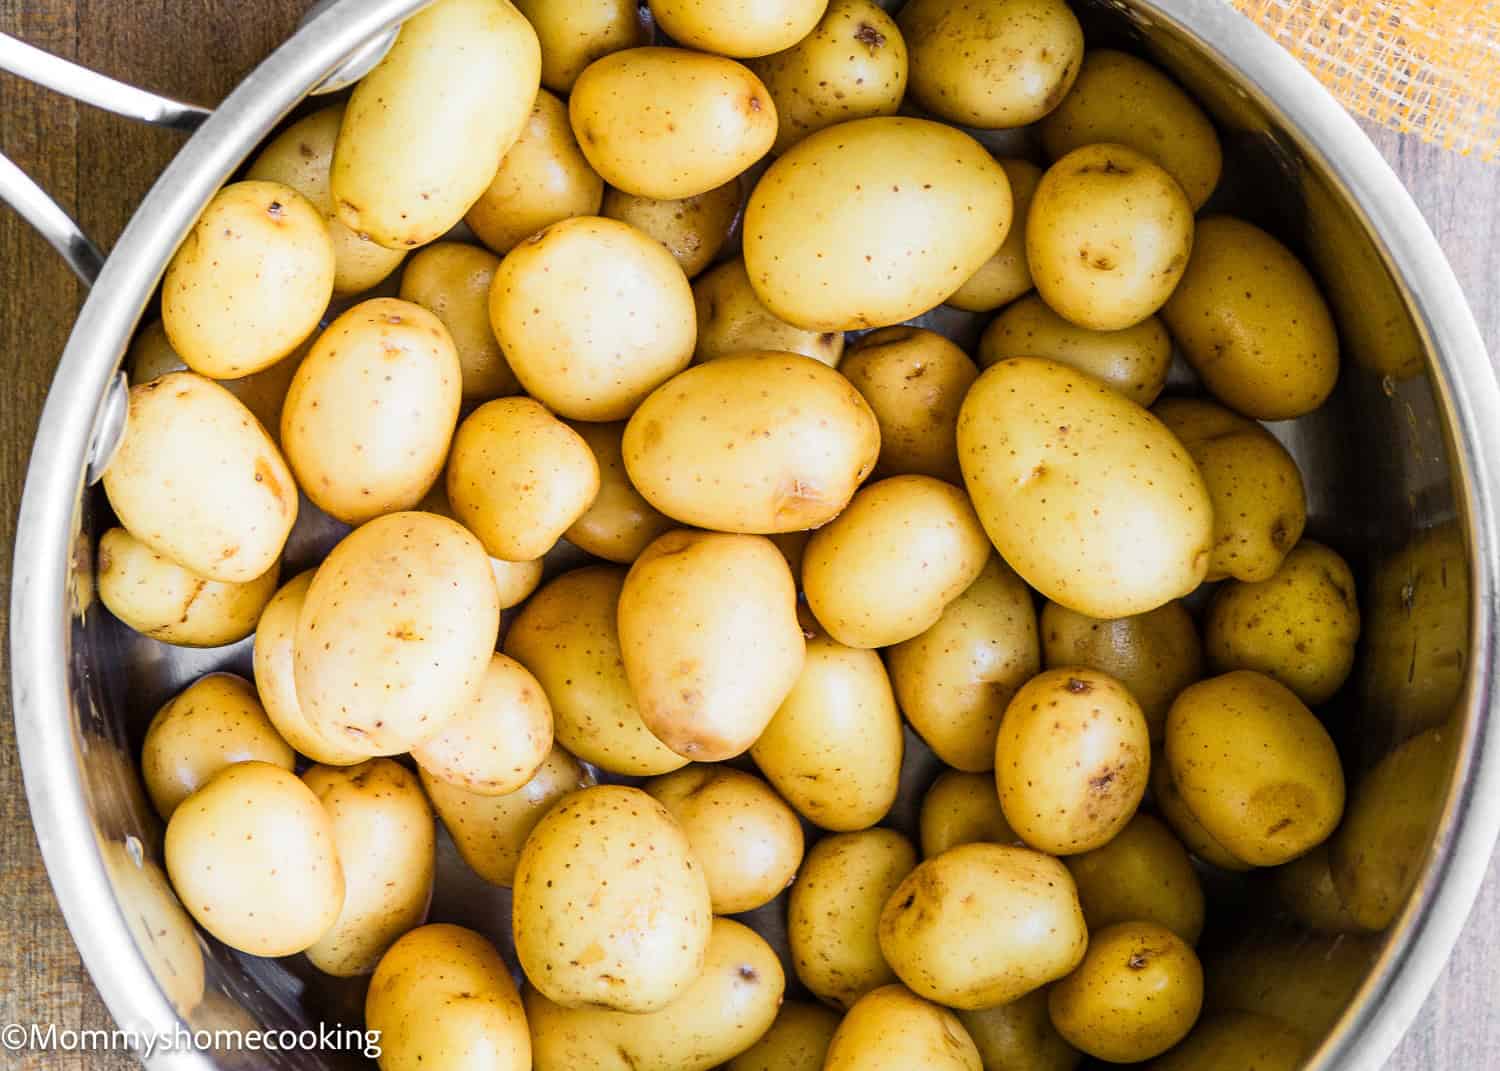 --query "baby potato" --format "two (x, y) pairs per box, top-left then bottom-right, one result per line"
(164, 761), (343, 957)
(1161, 216), (1340, 420)
(142, 673), (295, 820)
(995, 668), (1151, 855)
(1064, 813), (1205, 943)
(1040, 50), (1223, 209)
(619, 530), (804, 760)
(880, 843), (1088, 1009)
(601, 179), (741, 278)
(693, 258), (845, 365)
(1166, 670), (1345, 866)
(563, 420), (674, 563)
(446, 397), (600, 562)
(787, 829), (916, 1008)
(366, 924), (529, 1071)
(303, 759), (435, 978)
(651, 0), (827, 58)
(514, 0), (647, 92)
(513, 785), (712, 1012)
(99, 840), (205, 1017)
(825, 985), (981, 1071)
(646, 765), (805, 914)
(958, 358), (1213, 618)
(727, 1002), (841, 1071)
(1204, 929), (1378, 1039)
(957, 989), (1081, 1071)
(744, 116), (1012, 330)
(900, 0), (1080, 127)
(295, 512), (500, 756)
(422, 745), (594, 887)
(748, 0), (907, 153)
(412, 653), (553, 796)
(625, 352), (878, 532)
(919, 770), (1021, 858)
(889, 557), (1041, 772)
(947, 159), (1042, 313)
(398, 242), (518, 401)
(504, 566), (688, 776)
(162, 180), (332, 379)
(1028, 144), (1194, 331)
(839, 327), (979, 483)
(752, 629), (904, 830)
(1146, 1012), (1312, 1071)
(103, 372), (297, 583)
(1267, 842), (1370, 935)
(490, 215), (695, 420)
(1149, 754), (1250, 872)
(1156, 398), (1307, 582)
(333, 0), (541, 249)
(570, 47), (776, 199)
(1205, 541), (1361, 705)
(281, 298), (461, 526)
(466, 89), (605, 256)
(977, 294), (1172, 407)
(1047, 921), (1204, 1063)
(416, 481), (545, 607)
